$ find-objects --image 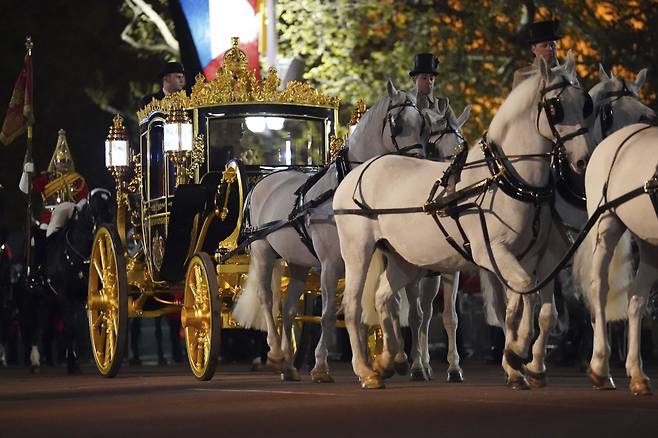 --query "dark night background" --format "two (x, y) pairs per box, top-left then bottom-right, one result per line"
(0, 1), (171, 232)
